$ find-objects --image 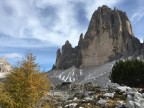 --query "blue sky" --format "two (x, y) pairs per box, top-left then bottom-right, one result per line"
(0, 0), (143, 71)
